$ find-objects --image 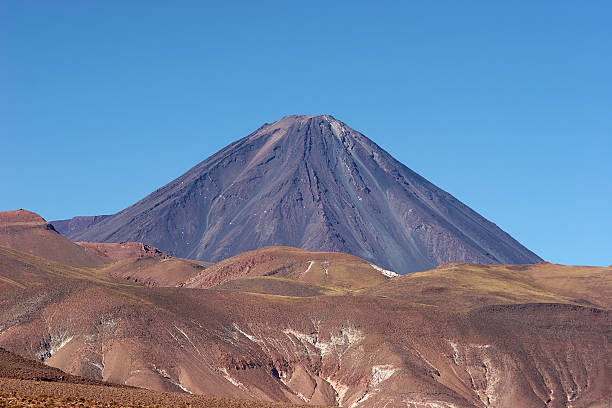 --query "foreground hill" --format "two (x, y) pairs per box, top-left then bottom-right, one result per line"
(53, 114), (541, 273)
(0, 348), (313, 408)
(182, 246), (395, 292)
(0, 210), (609, 407)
